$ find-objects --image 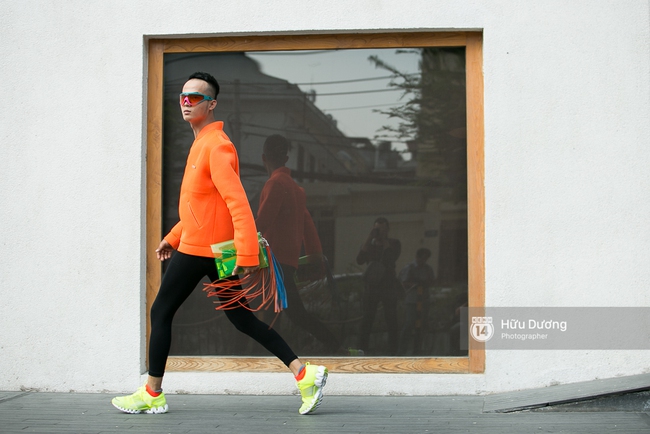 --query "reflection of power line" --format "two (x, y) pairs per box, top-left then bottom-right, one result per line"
(208, 87), (404, 98)
(239, 125), (414, 151)
(295, 75), (393, 85)
(226, 74), (419, 86)
(167, 87), (401, 98)
(220, 76), (391, 86)
(167, 73), (419, 88)
(293, 73), (419, 86)
(239, 120), (355, 141)
(242, 130), (346, 147)
(240, 162), (434, 186)
(309, 88), (403, 97)
(248, 50), (336, 56)
(165, 93), (414, 145)
(323, 102), (403, 112)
